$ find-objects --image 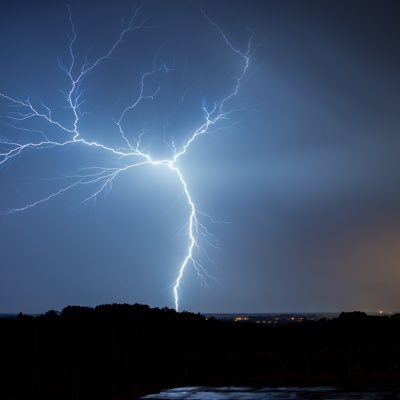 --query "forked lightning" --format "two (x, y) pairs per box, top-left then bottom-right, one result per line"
(0, 4), (252, 311)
